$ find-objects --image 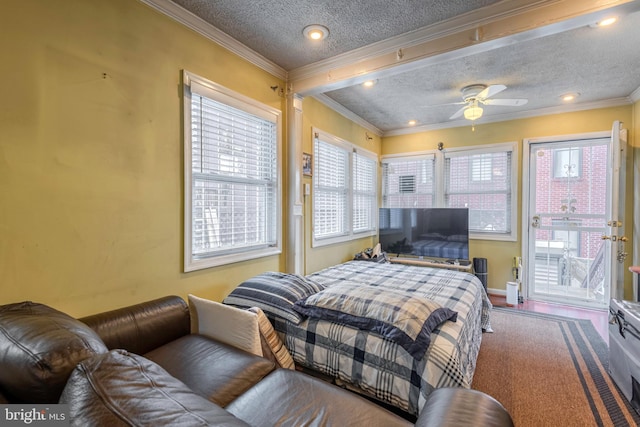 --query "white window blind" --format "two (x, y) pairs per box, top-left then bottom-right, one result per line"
(184, 71), (281, 271)
(313, 136), (349, 240)
(471, 153), (493, 181)
(312, 129), (377, 246)
(352, 150), (377, 233)
(381, 156), (435, 208)
(445, 149), (513, 235)
(382, 143), (516, 241)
